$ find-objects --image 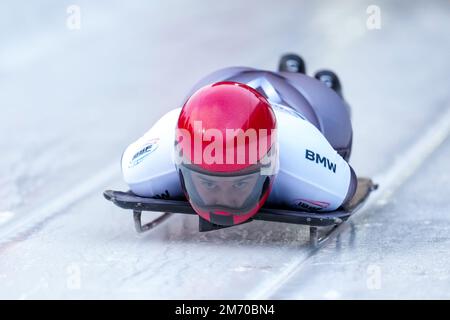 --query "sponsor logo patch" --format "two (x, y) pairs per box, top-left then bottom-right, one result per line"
(293, 198), (330, 211)
(128, 138), (159, 168)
